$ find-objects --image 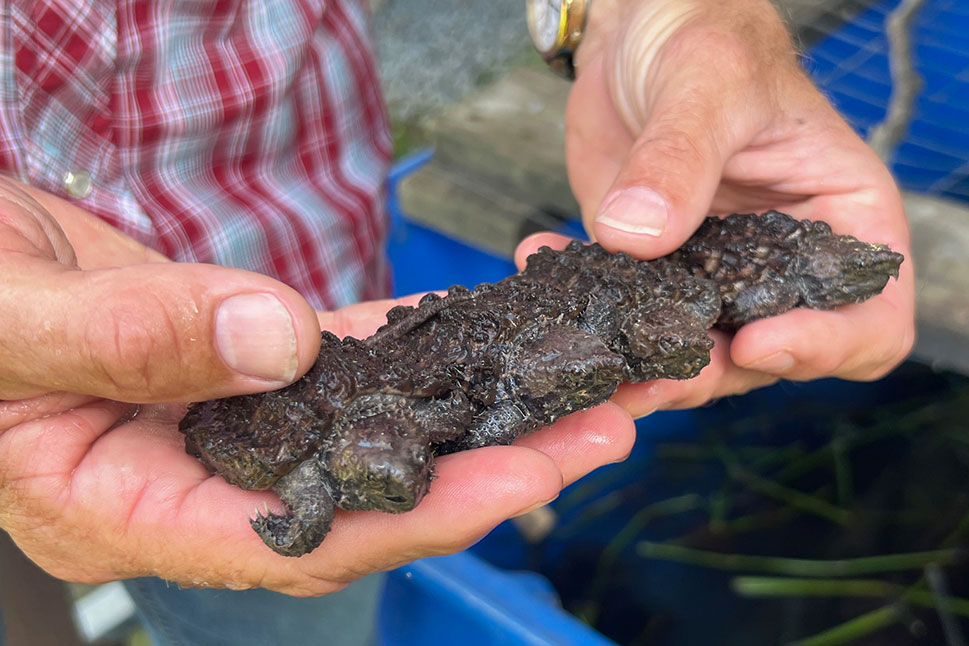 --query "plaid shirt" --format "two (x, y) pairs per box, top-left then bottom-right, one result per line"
(0, 0), (392, 309)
